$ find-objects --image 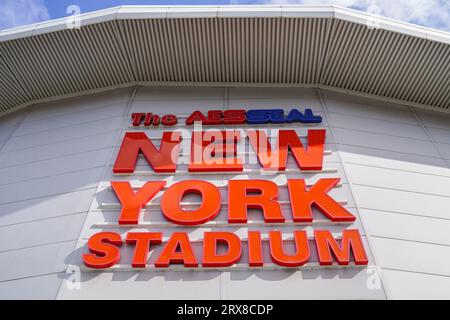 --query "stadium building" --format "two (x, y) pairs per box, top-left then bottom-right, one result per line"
(0, 5), (449, 299)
